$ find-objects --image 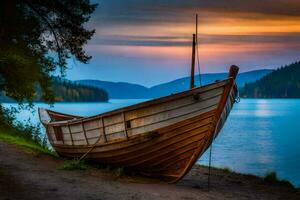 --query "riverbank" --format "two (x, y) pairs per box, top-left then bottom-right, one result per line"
(4, 99), (300, 186)
(0, 138), (299, 200)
